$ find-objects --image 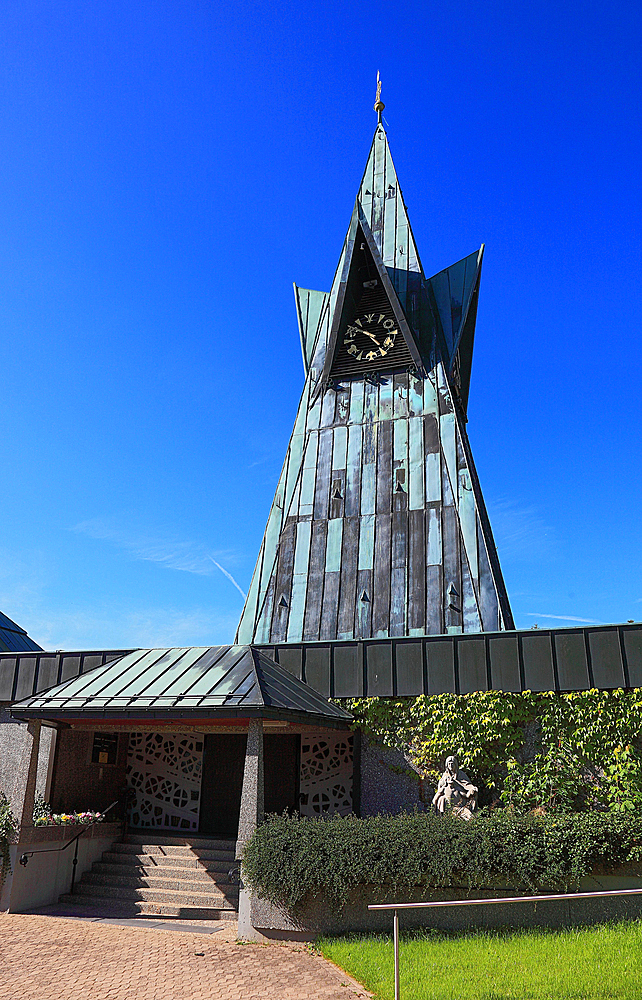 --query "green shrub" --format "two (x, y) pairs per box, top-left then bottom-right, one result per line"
(0, 792), (17, 890)
(242, 811), (642, 912)
(32, 793), (51, 823)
